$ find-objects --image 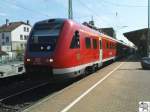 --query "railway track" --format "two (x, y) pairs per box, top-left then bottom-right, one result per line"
(0, 73), (85, 112)
(0, 81), (50, 112)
